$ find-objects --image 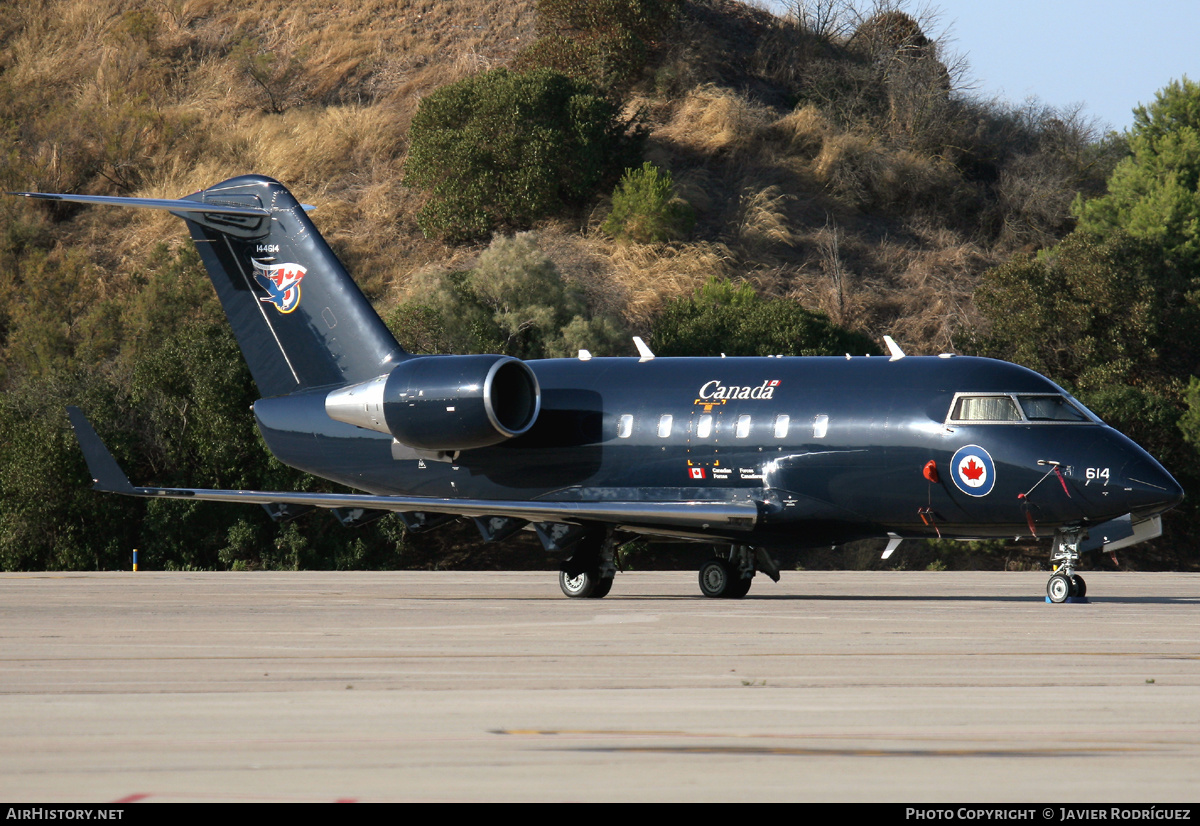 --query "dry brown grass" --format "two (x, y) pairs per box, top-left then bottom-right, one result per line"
(731, 183), (796, 253)
(4, 0), (538, 300)
(639, 72), (1009, 352)
(771, 104), (831, 159)
(595, 238), (736, 326)
(4, 0), (1022, 361)
(812, 132), (884, 207)
(657, 84), (774, 158)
